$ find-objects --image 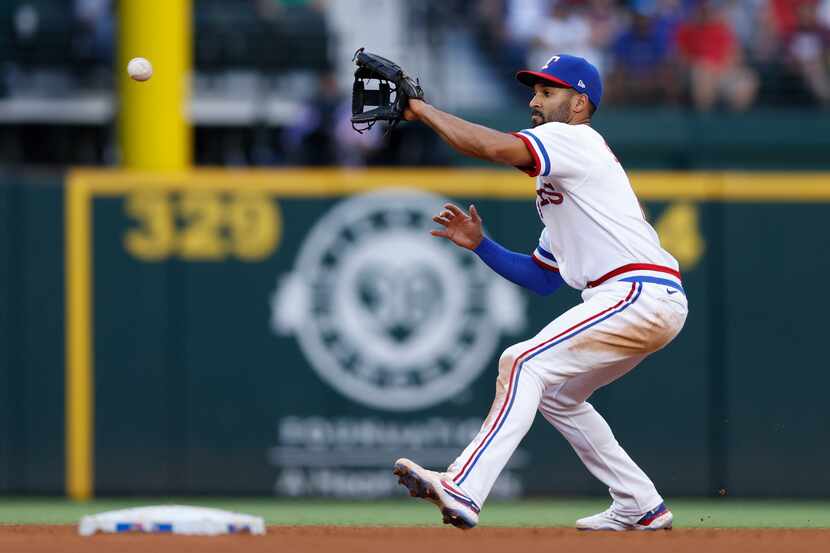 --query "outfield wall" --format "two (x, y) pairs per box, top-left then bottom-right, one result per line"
(1, 169), (829, 499)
